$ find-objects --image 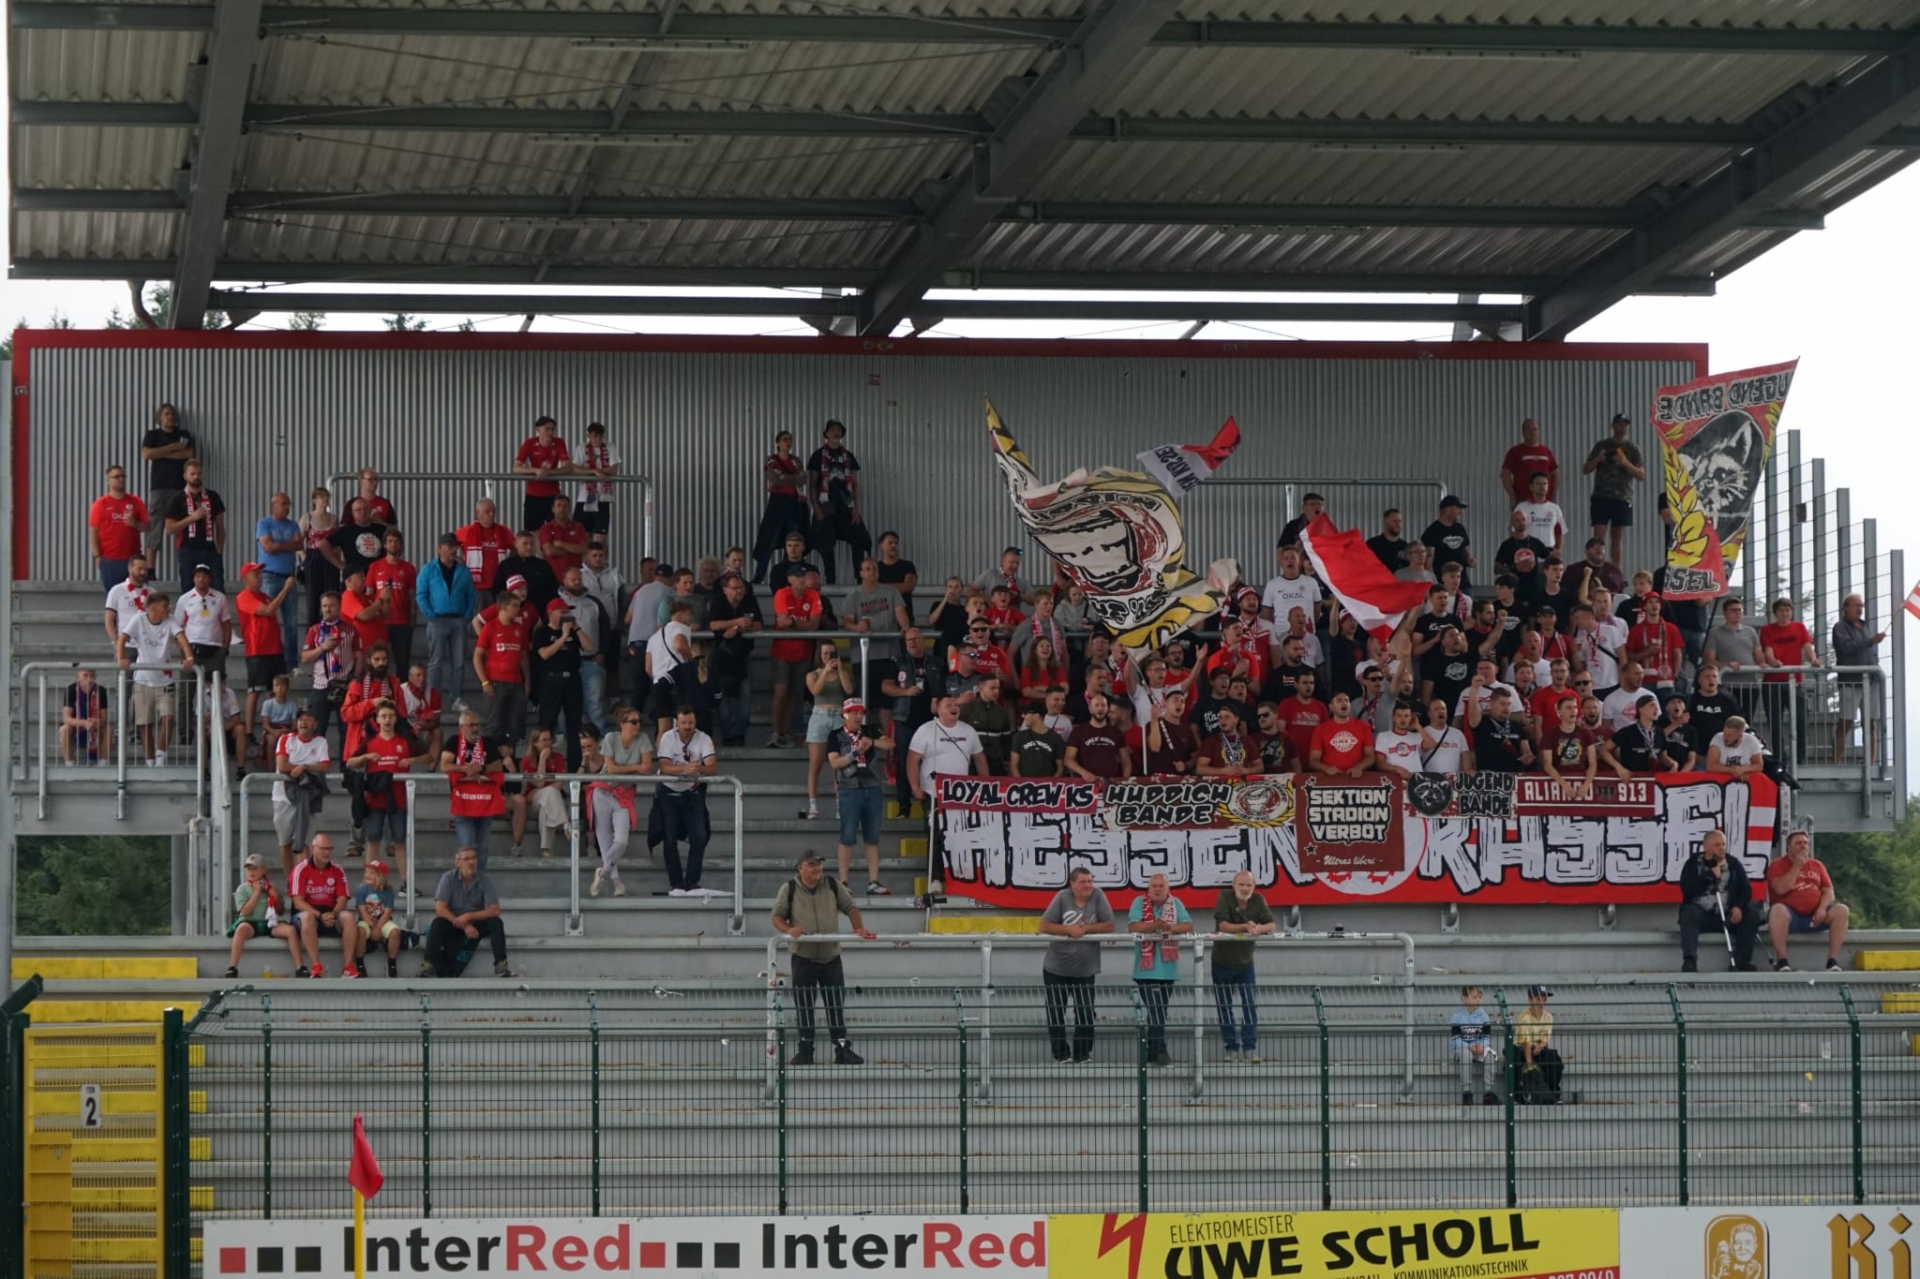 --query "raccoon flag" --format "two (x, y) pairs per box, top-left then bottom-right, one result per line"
(1655, 359), (1797, 601)
(987, 400), (1238, 654)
